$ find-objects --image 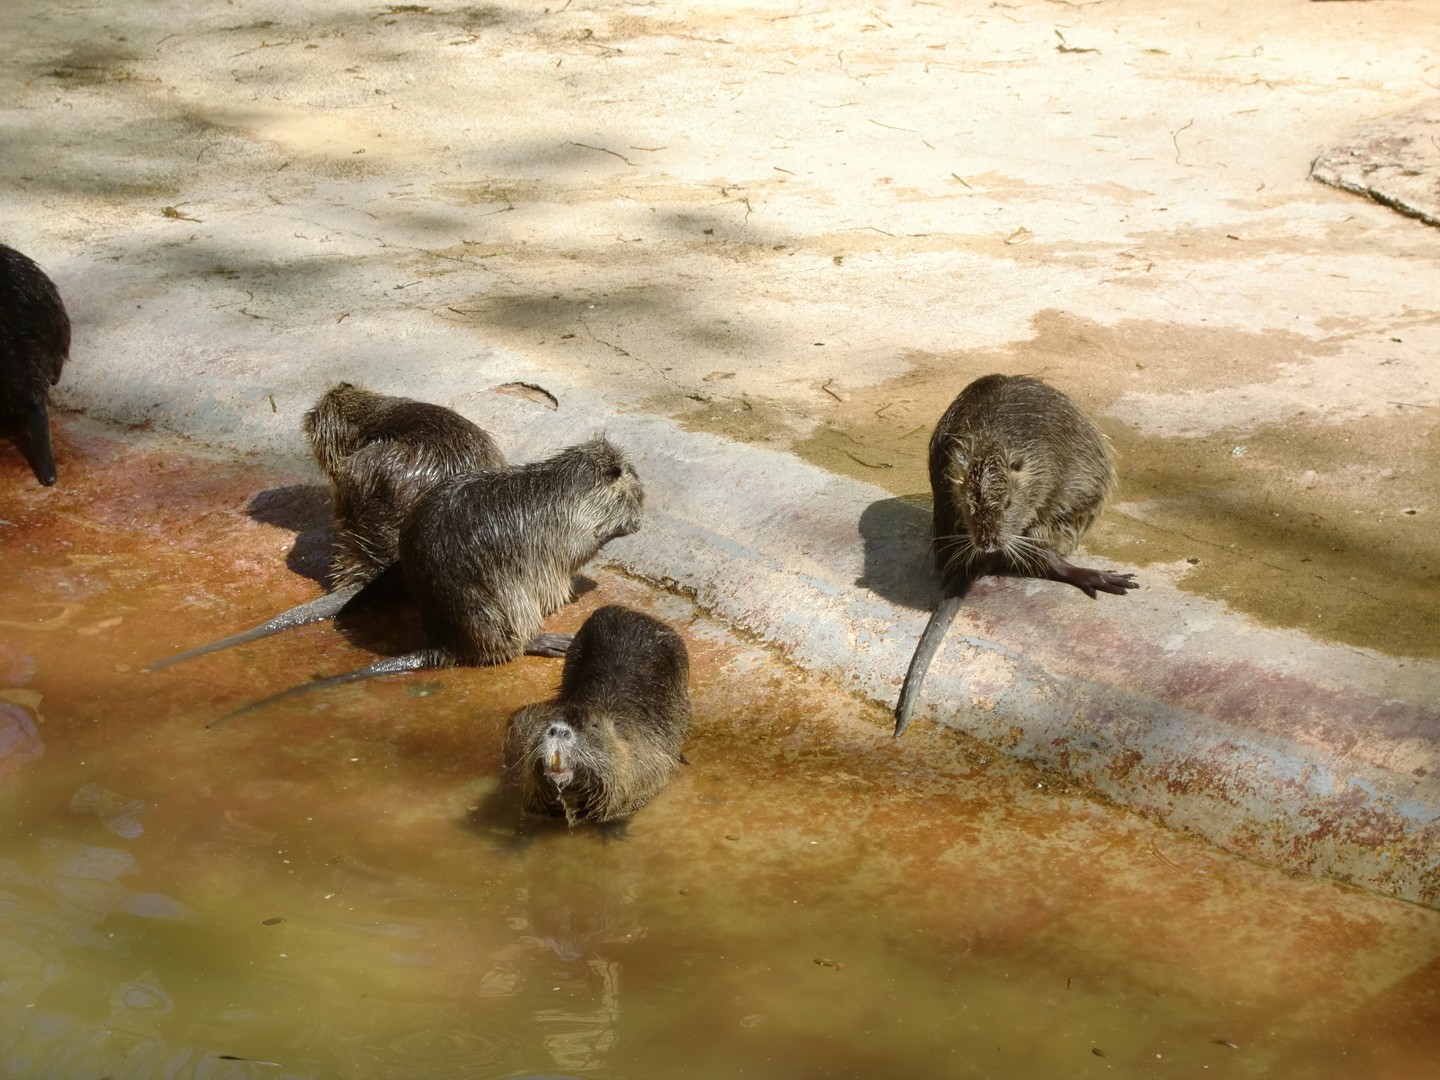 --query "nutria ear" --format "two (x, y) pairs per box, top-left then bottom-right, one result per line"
(678, 751), (691, 766)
